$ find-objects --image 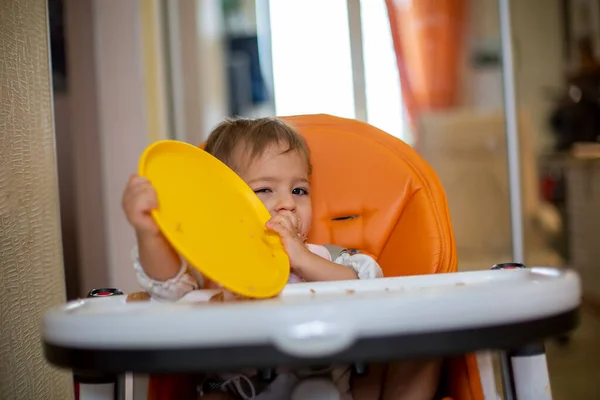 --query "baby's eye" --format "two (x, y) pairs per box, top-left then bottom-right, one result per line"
(254, 188), (272, 194)
(292, 187), (309, 195)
